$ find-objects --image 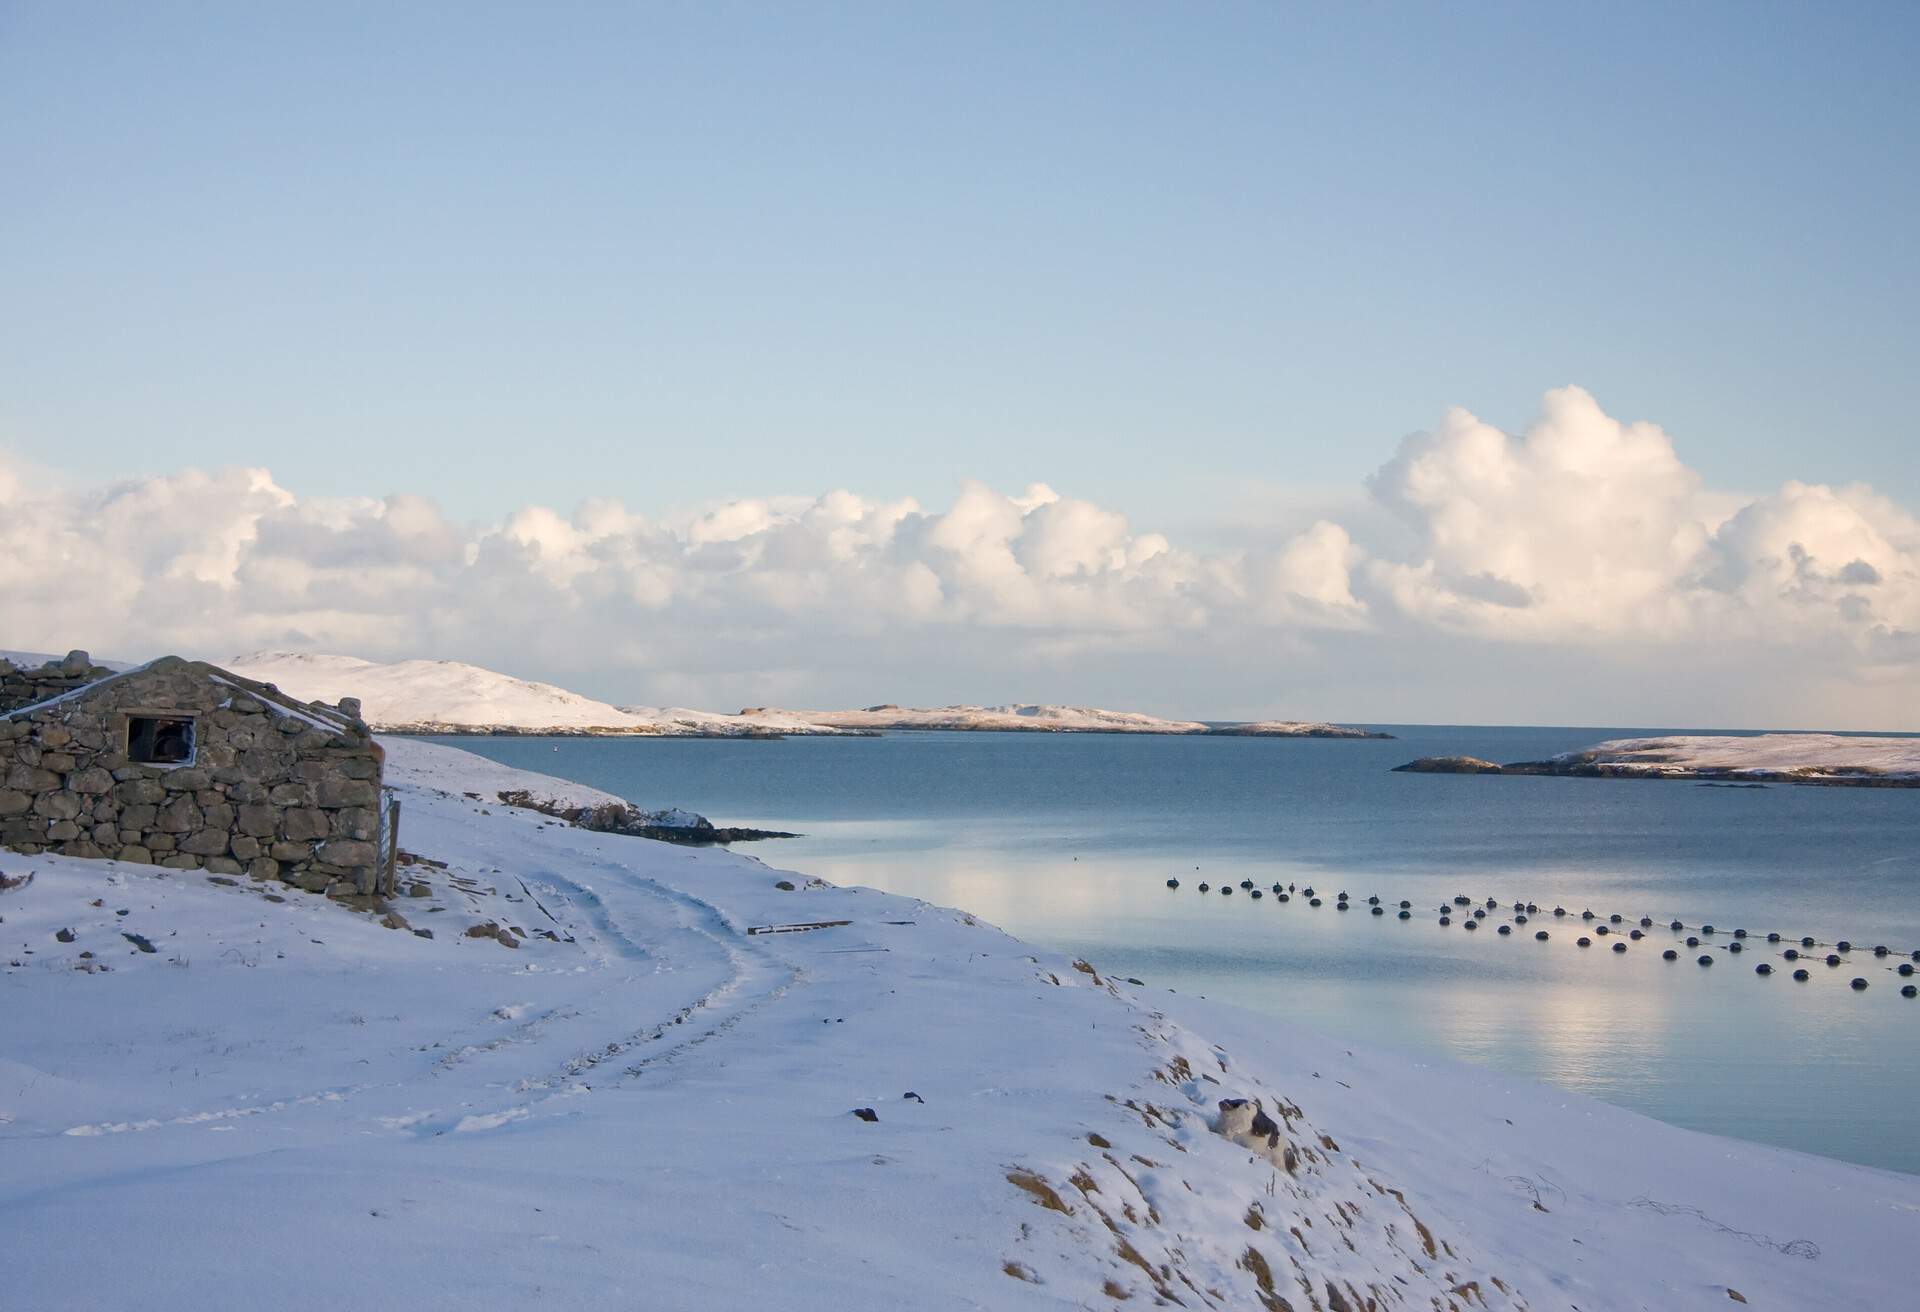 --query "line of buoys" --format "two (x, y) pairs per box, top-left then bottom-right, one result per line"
(1164, 877), (1919, 992)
